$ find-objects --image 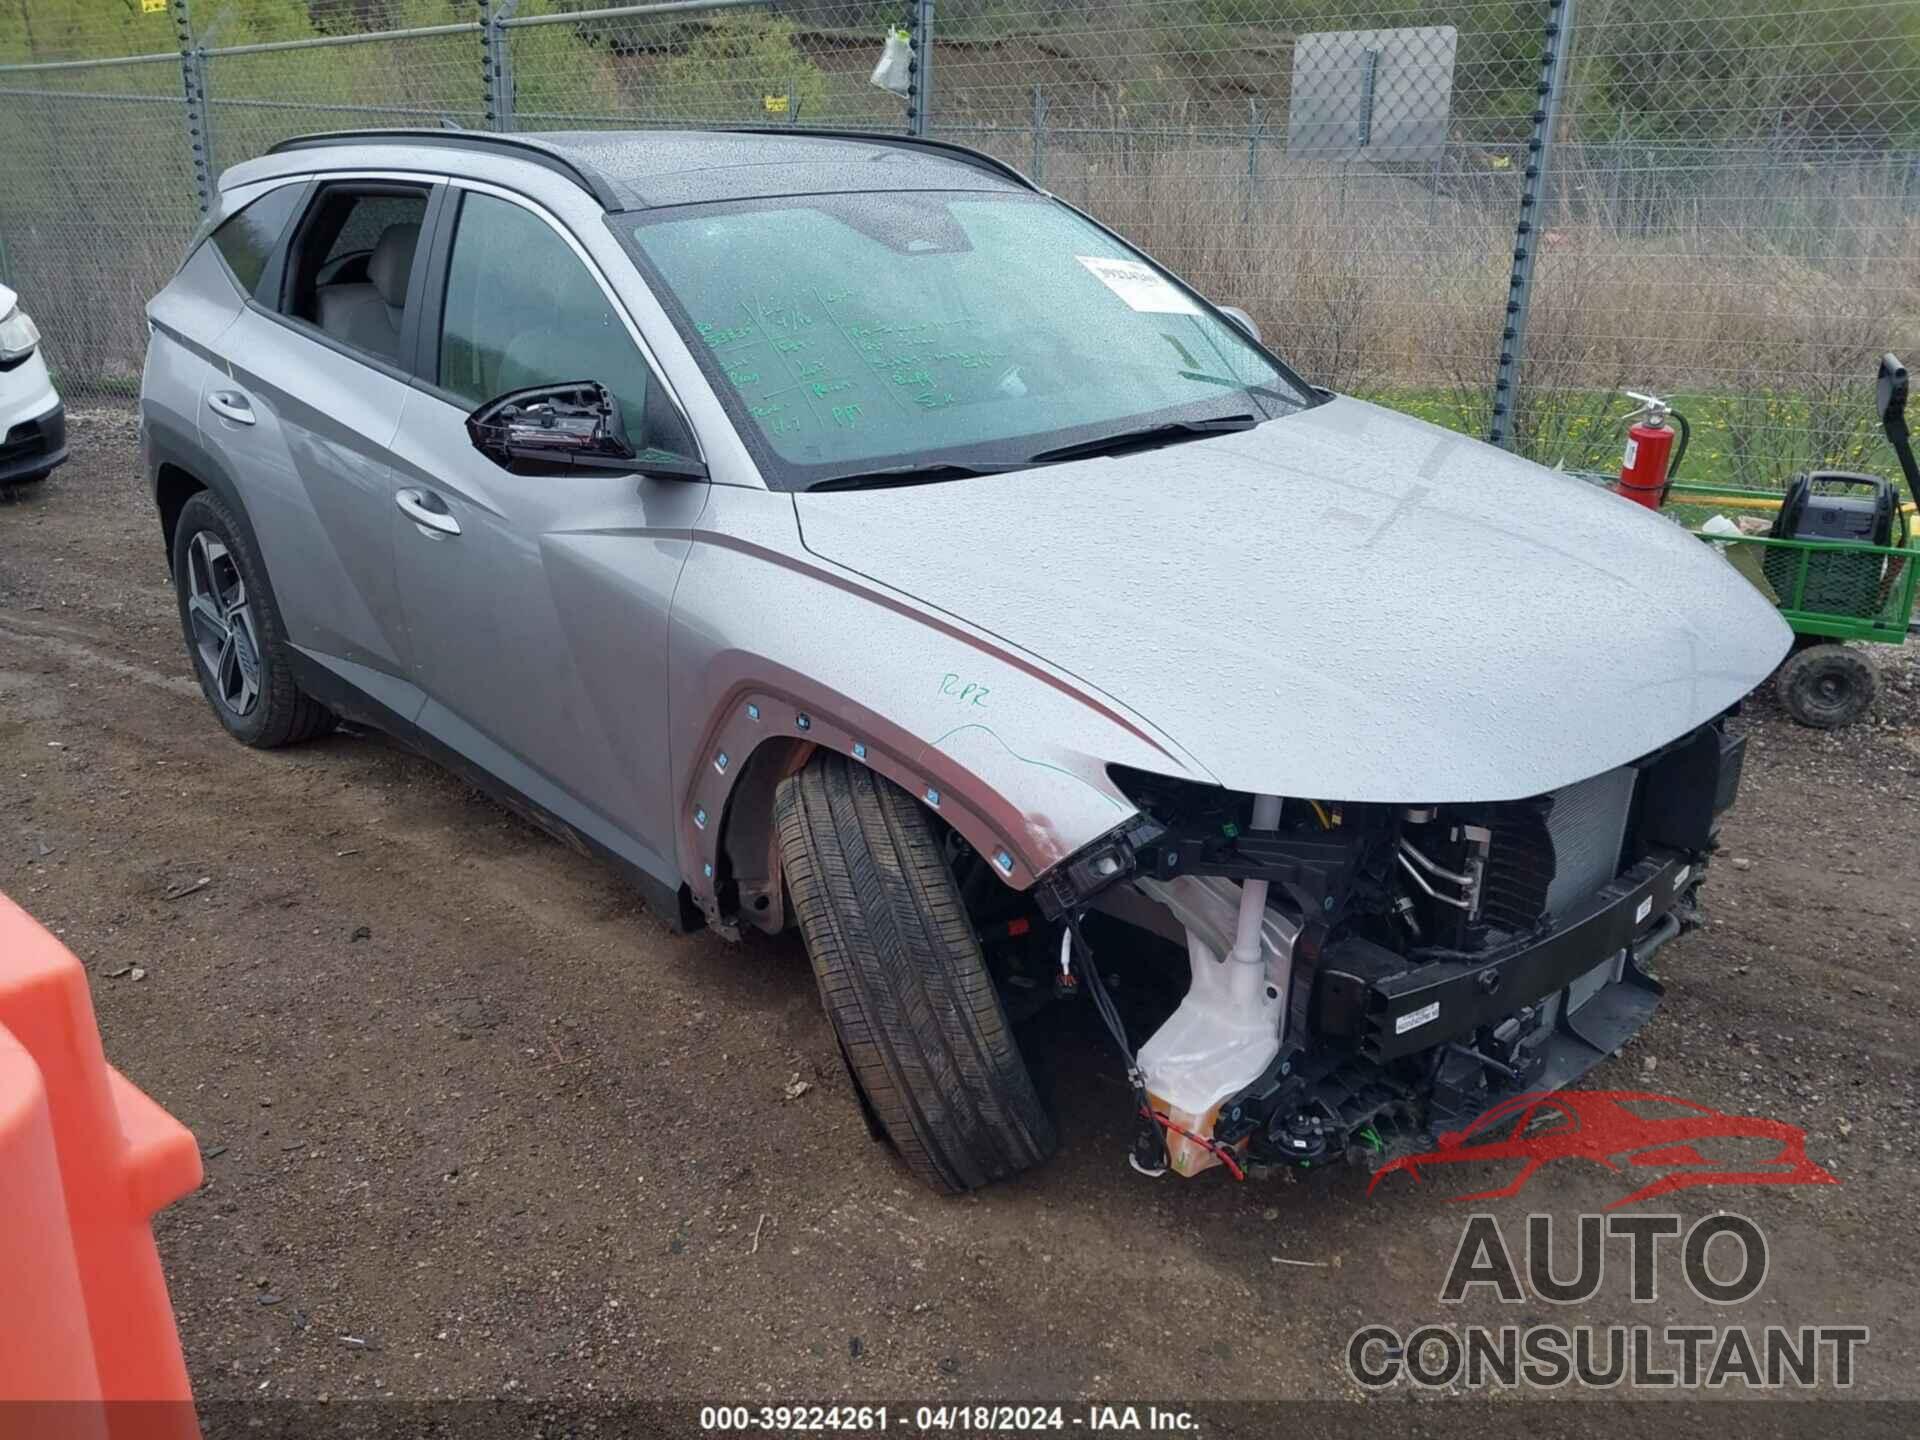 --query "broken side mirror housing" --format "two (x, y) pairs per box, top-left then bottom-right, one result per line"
(466, 382), (707, 480)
